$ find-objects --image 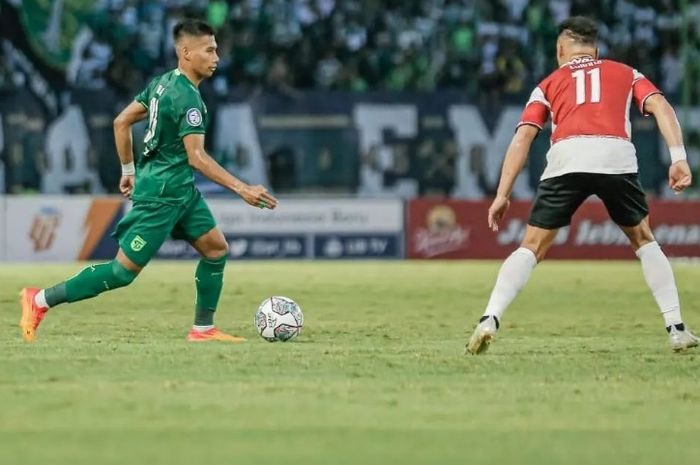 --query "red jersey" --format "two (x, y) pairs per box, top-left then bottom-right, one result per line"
(518, 57), (662, 180)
